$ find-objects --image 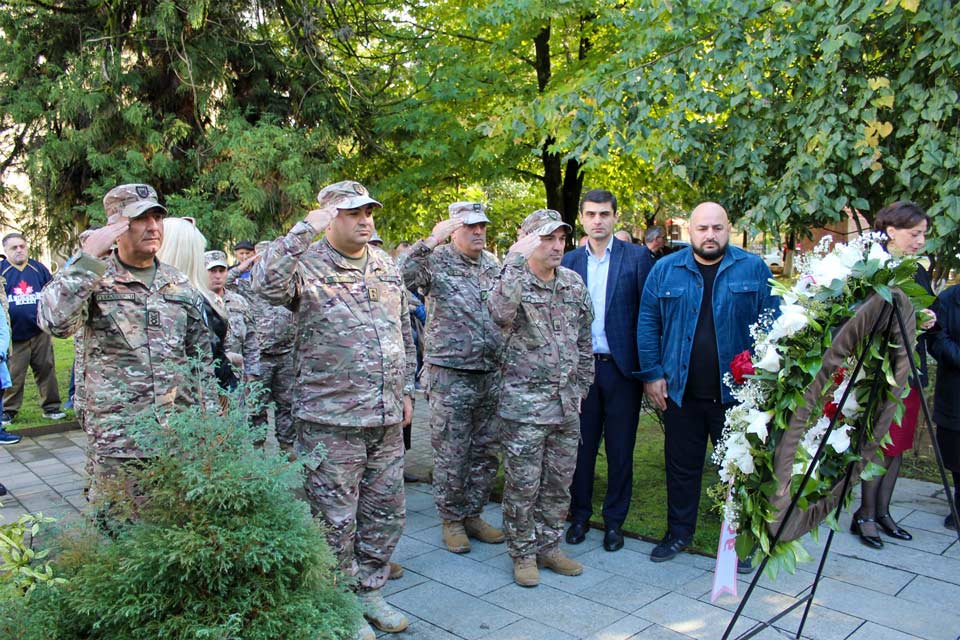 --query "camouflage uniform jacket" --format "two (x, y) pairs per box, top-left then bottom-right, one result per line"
(37, 252), (215, 458)
(226, 270), (294, 355)
(400, 241), (502, 371)
(488, 253), (595, 424)
(251, 221), (417, 427)
(221, 288), (262, 377)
